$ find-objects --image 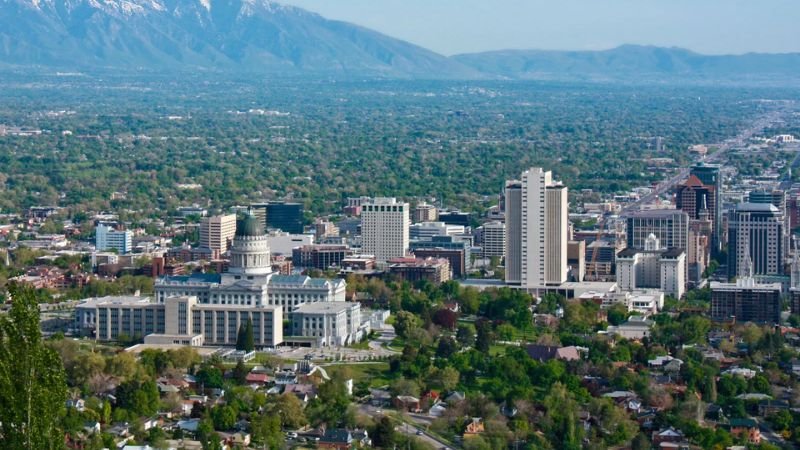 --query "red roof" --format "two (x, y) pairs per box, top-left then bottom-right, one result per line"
(245, 373), (270, 383)
(682, 175), (706, 188)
